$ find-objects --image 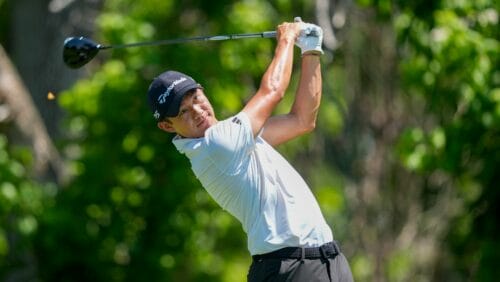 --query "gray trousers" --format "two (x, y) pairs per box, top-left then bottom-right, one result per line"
(247, 252), (354, 282)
